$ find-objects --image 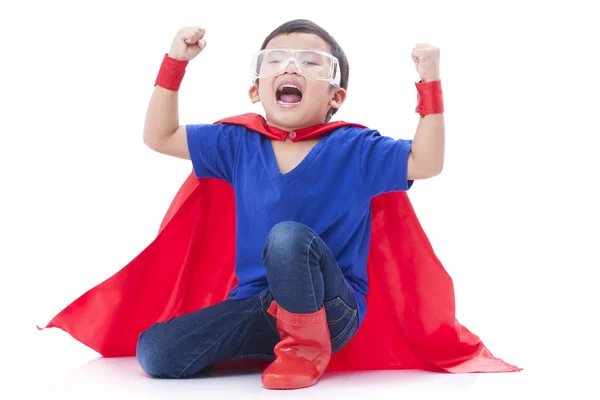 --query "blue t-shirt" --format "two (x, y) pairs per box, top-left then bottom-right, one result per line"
(186, 122), (413, 324)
